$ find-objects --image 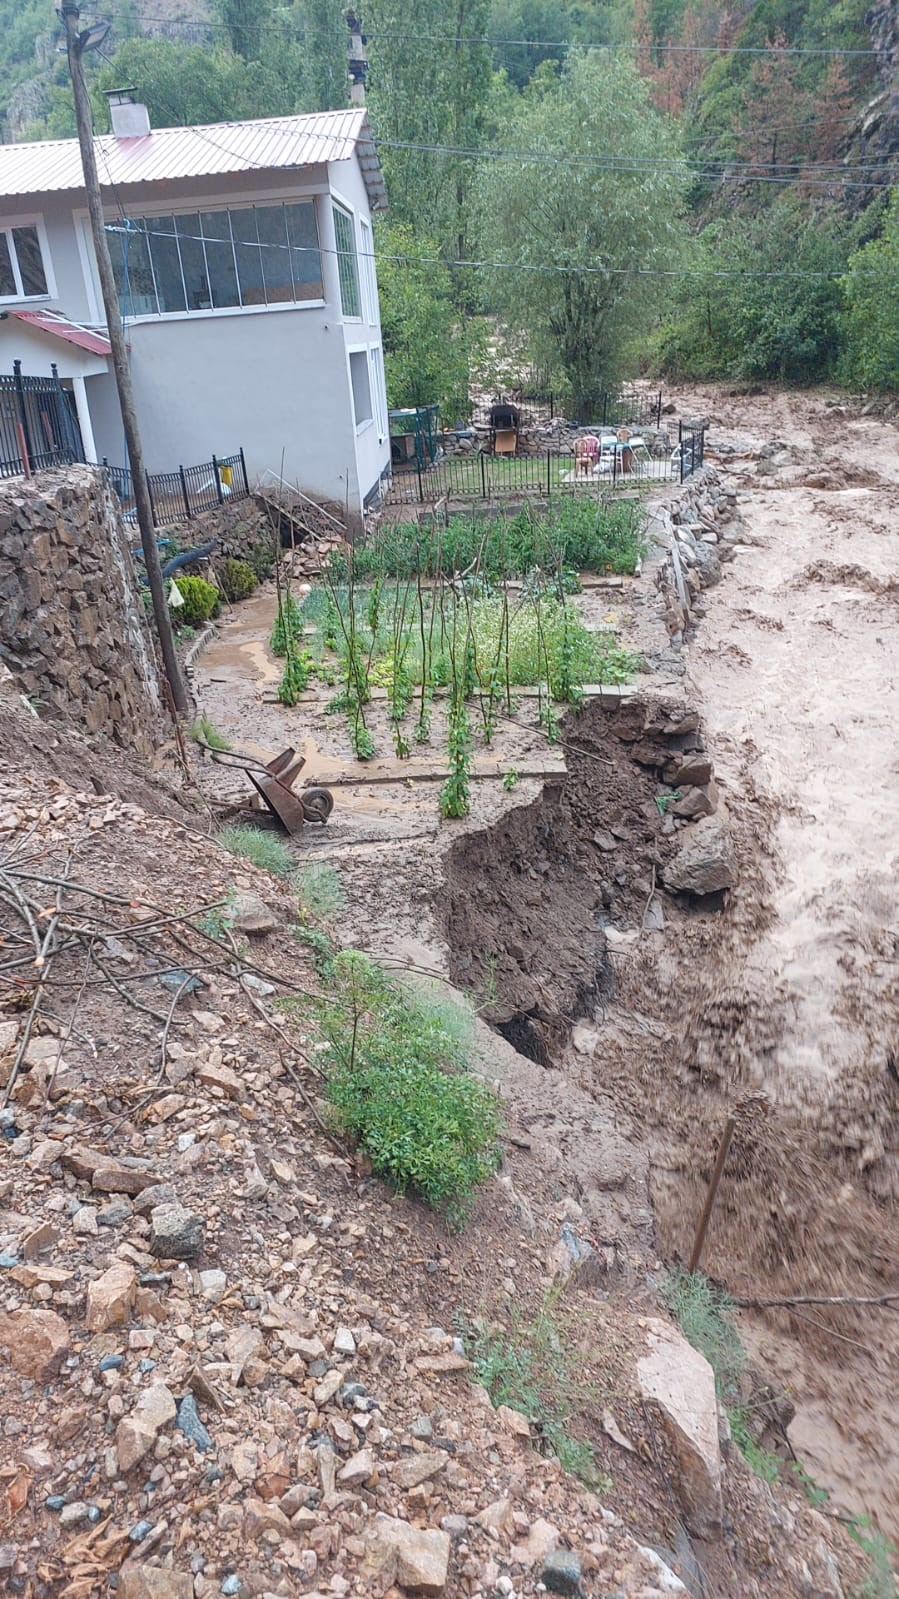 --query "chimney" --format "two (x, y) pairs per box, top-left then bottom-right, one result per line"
(346, 11), (367, 105)
(104, 88), (151, 139)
